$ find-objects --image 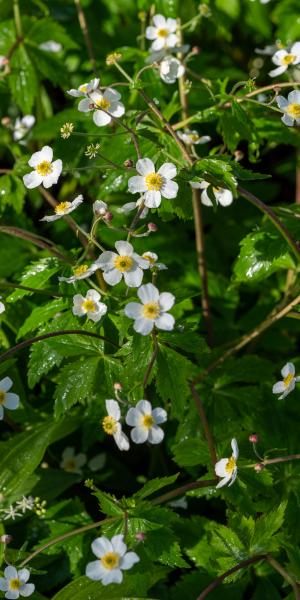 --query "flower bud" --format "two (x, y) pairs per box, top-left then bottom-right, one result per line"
(135, 532), (146, 542)
(192, 46), (200, 55)
(254, 463), (264, 472)
(124, 159), (134, 169)
(103, 211), (113, 222)
(234, 150), (244, 162)
(114, 382), (122, 391)
(0, 534), (13, 544)
(1, 116), (11, 127)
(249, 433), (258, 443)
(147, 222), (158, 232)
